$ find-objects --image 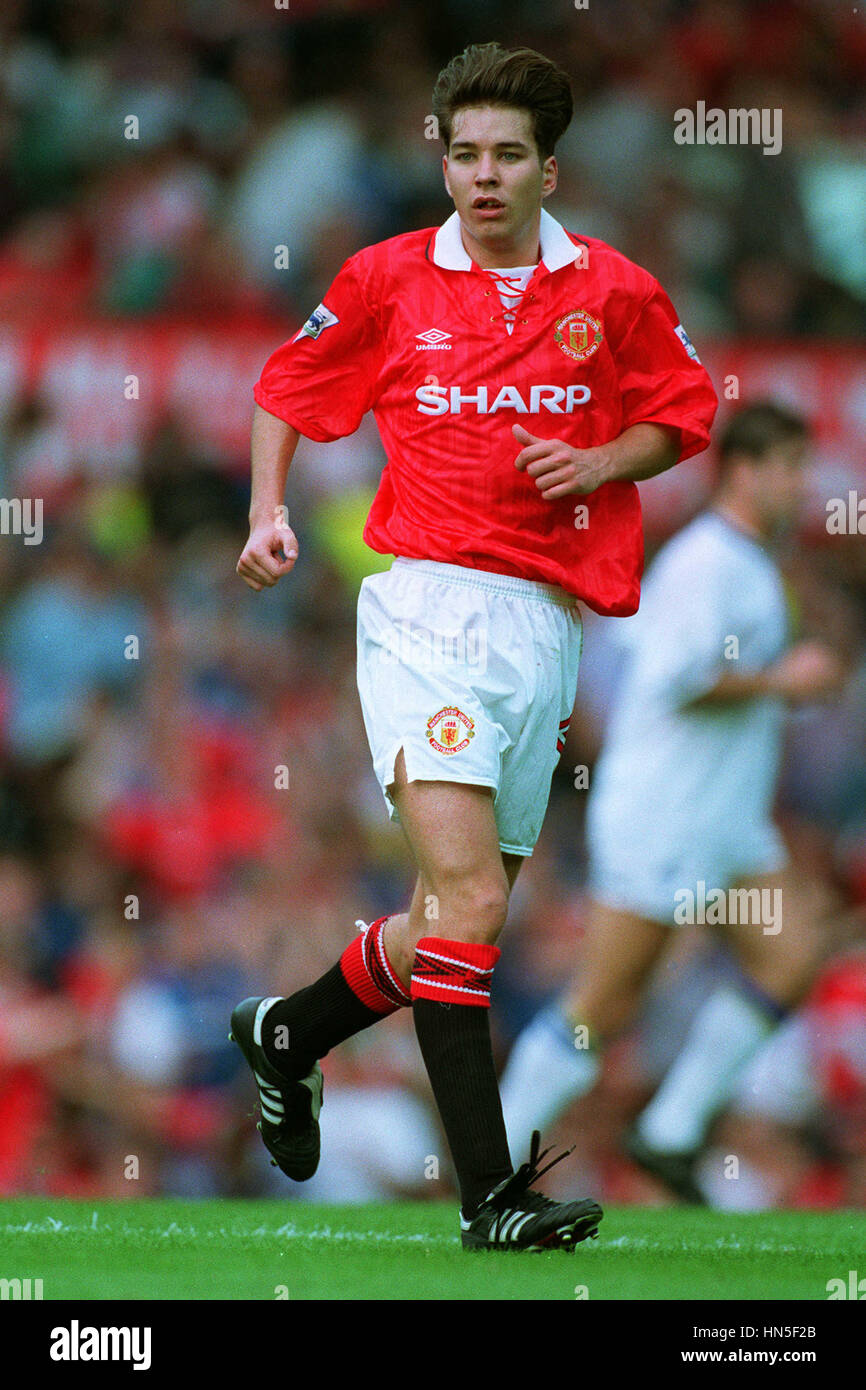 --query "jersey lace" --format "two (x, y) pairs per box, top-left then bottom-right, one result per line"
(482, 266), (536, 334)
